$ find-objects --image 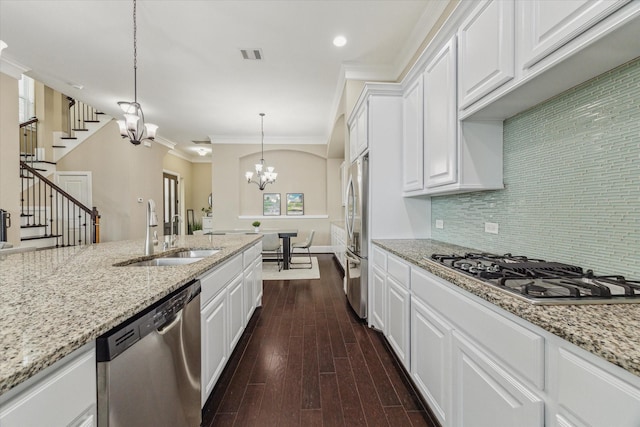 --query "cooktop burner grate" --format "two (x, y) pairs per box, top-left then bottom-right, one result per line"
(430, 253), (640, 304)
